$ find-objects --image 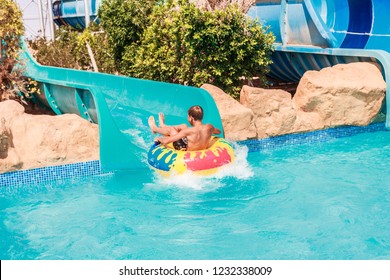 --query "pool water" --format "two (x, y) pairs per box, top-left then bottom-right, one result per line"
(1, 130), (389, 260)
